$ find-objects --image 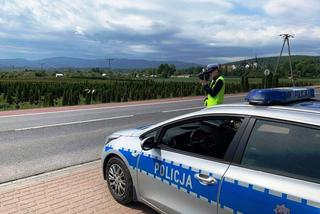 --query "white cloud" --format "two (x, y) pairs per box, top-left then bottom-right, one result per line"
(204, 56), (248, 63)
(75, 26), (85, 35)
(264, 0), (320, 19)
(128, 45), (158, 53)
(101, 0), (160, 11)
(310, 27), (320, 40)
(231, 0), (266, 8)
(0, 0), (319, 63)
